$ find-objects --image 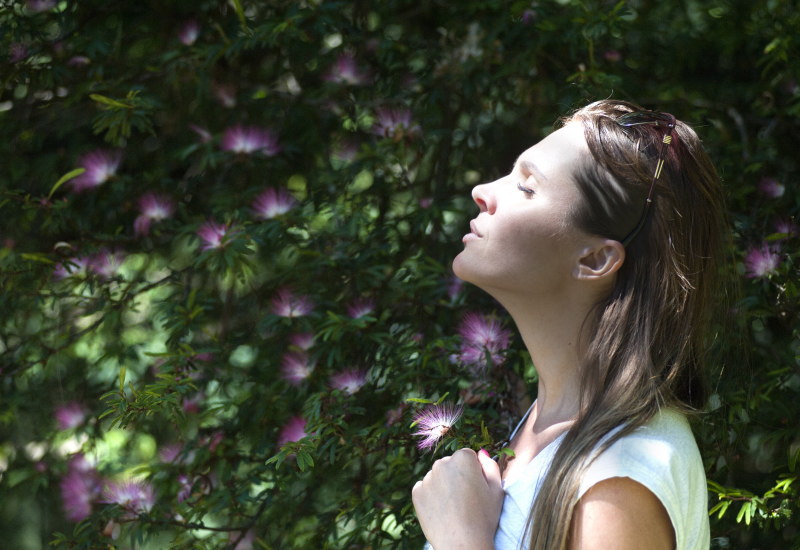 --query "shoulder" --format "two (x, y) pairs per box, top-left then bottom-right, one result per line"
(576, 408), (709, 550)
(569, 476), (674, 550)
